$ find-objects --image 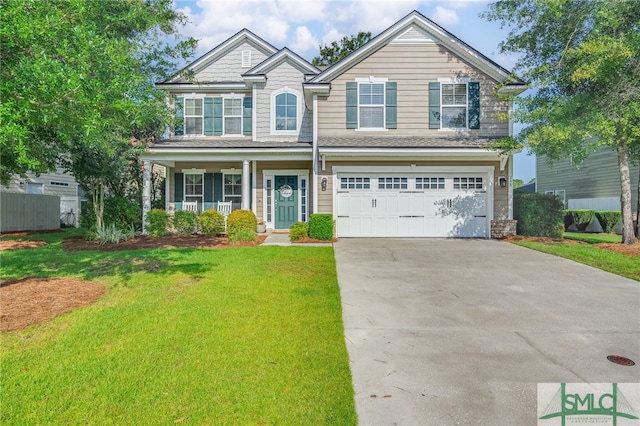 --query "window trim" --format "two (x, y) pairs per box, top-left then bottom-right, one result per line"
(182, 171), (205, 204)
(179, 95), (207, 137)
(221, 168), (242, 209)
(222, 95), (244, 137)
(270, 87), (302, 135)
(355, 77), (388, 131)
